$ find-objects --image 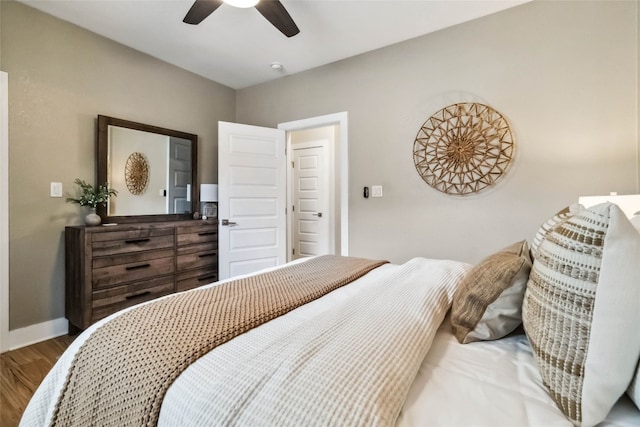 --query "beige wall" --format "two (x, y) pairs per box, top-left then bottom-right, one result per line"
(1, 1), (235, 329)
(237, 0), (639, 265)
